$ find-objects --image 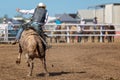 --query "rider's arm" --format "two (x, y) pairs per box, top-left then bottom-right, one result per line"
(44, 12), (49, 24)
(16, 8), (35, 14)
